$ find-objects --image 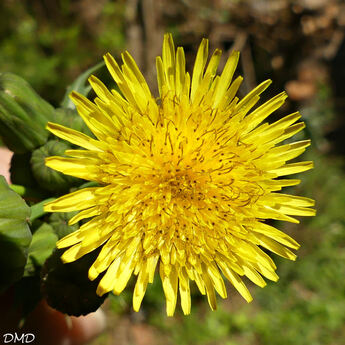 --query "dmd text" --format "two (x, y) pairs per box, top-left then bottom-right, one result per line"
(2, 333), (35, 343)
